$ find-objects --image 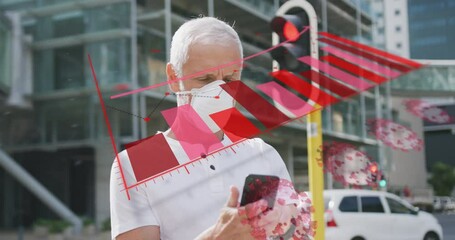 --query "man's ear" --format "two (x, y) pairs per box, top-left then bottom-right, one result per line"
(166, 63), (180, 92)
